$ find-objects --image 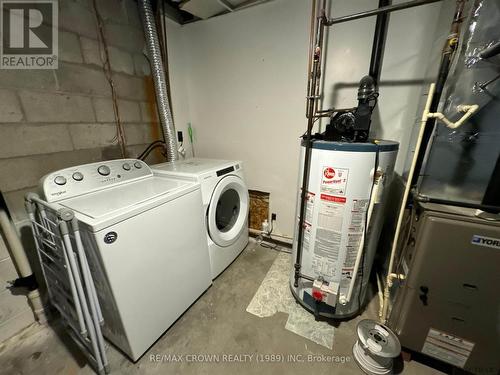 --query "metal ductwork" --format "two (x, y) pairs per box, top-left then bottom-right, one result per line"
(138, 0), (178, 162)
